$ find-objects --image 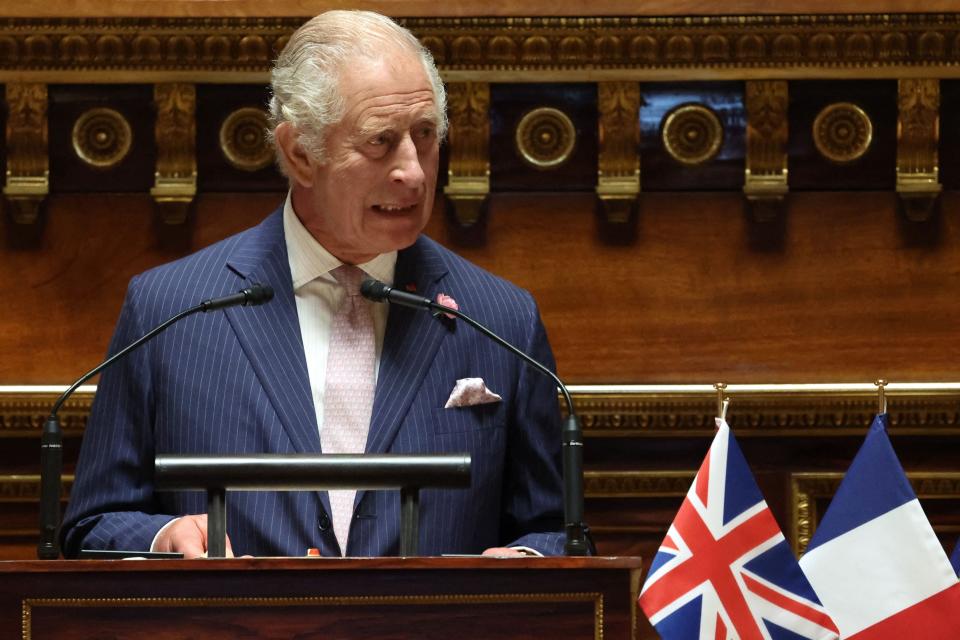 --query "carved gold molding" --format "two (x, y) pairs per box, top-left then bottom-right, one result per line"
(0, 391), (92, 436)
(24, 593), (605, 640)
(585, 471), (694, 498)
(151, 82), (196, 224)
(896, 78), (941, 222)
(792, 471), (960, 556)
(3, 16), (960, 81)
(596, 82), (640, 226)
(0, 475), (73, 502)
(743, 80), (788, 223)
(443, 81), (490, 228)
(3, 83), (48, 225)
(5, 388), (960, 437)
(571, 389), (960, 436)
